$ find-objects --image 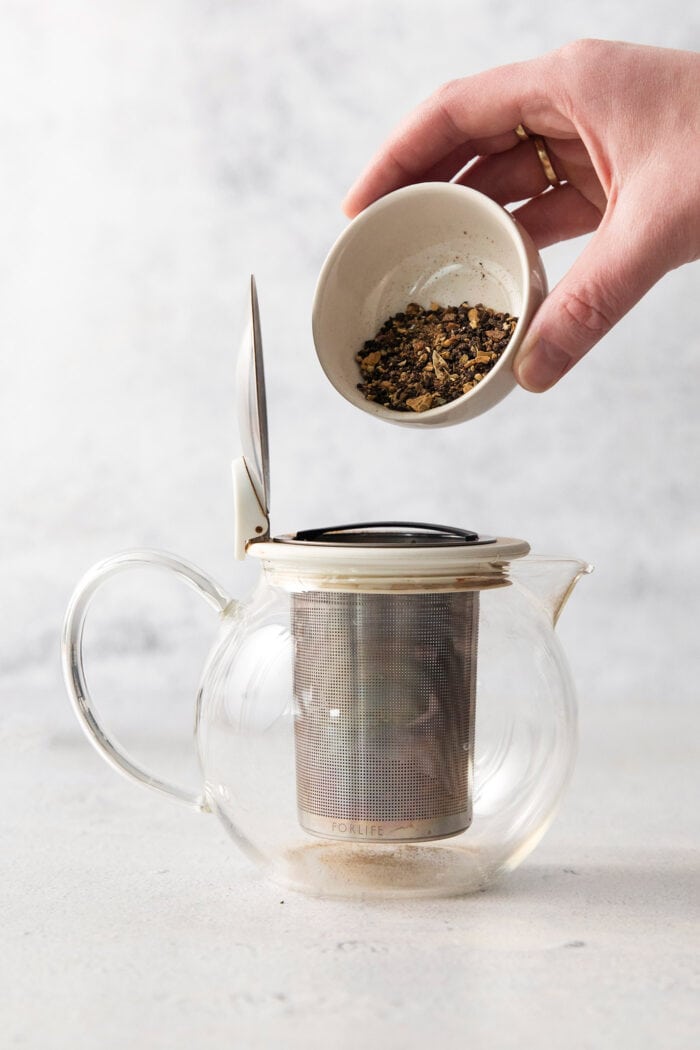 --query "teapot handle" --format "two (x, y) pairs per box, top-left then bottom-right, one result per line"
(61, 549), (232, 811)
